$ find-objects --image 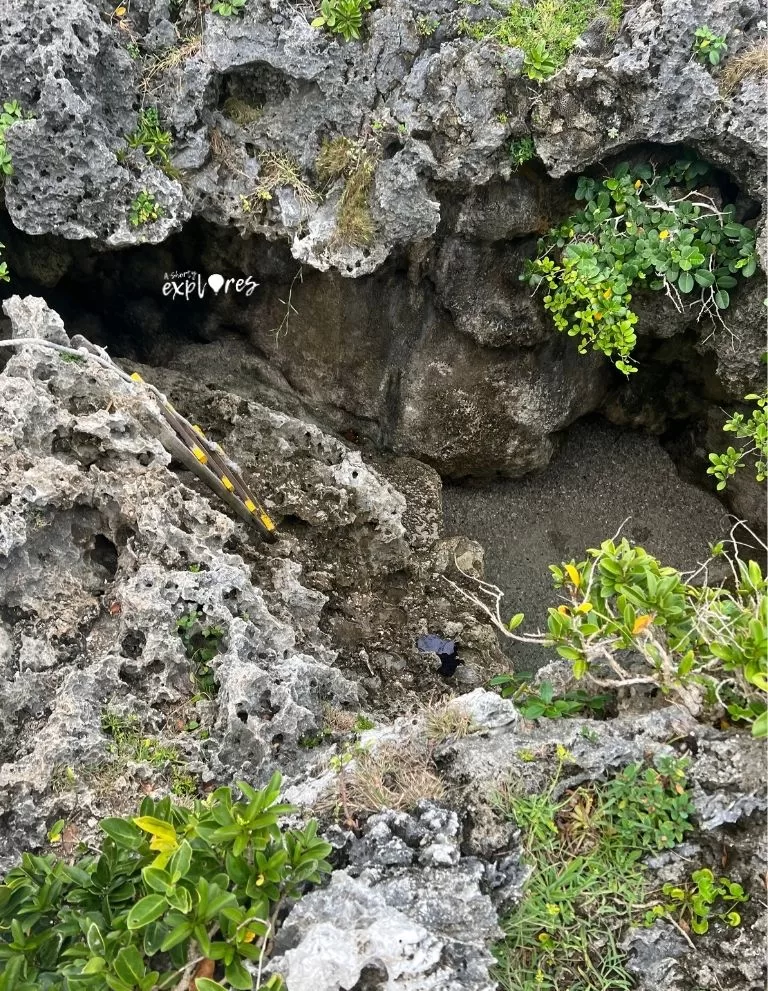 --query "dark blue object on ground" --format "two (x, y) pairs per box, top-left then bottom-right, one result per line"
(417, 634), (461, 677)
